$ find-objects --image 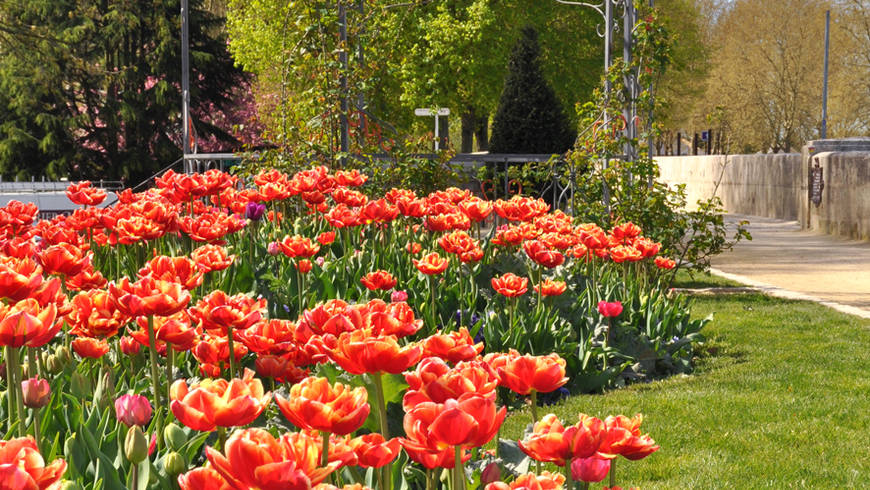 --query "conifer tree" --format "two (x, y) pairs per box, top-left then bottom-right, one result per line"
(489, 26), (576, 154)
